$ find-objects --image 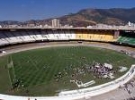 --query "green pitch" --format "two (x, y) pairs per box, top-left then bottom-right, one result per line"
(0, 46), (134, 96)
